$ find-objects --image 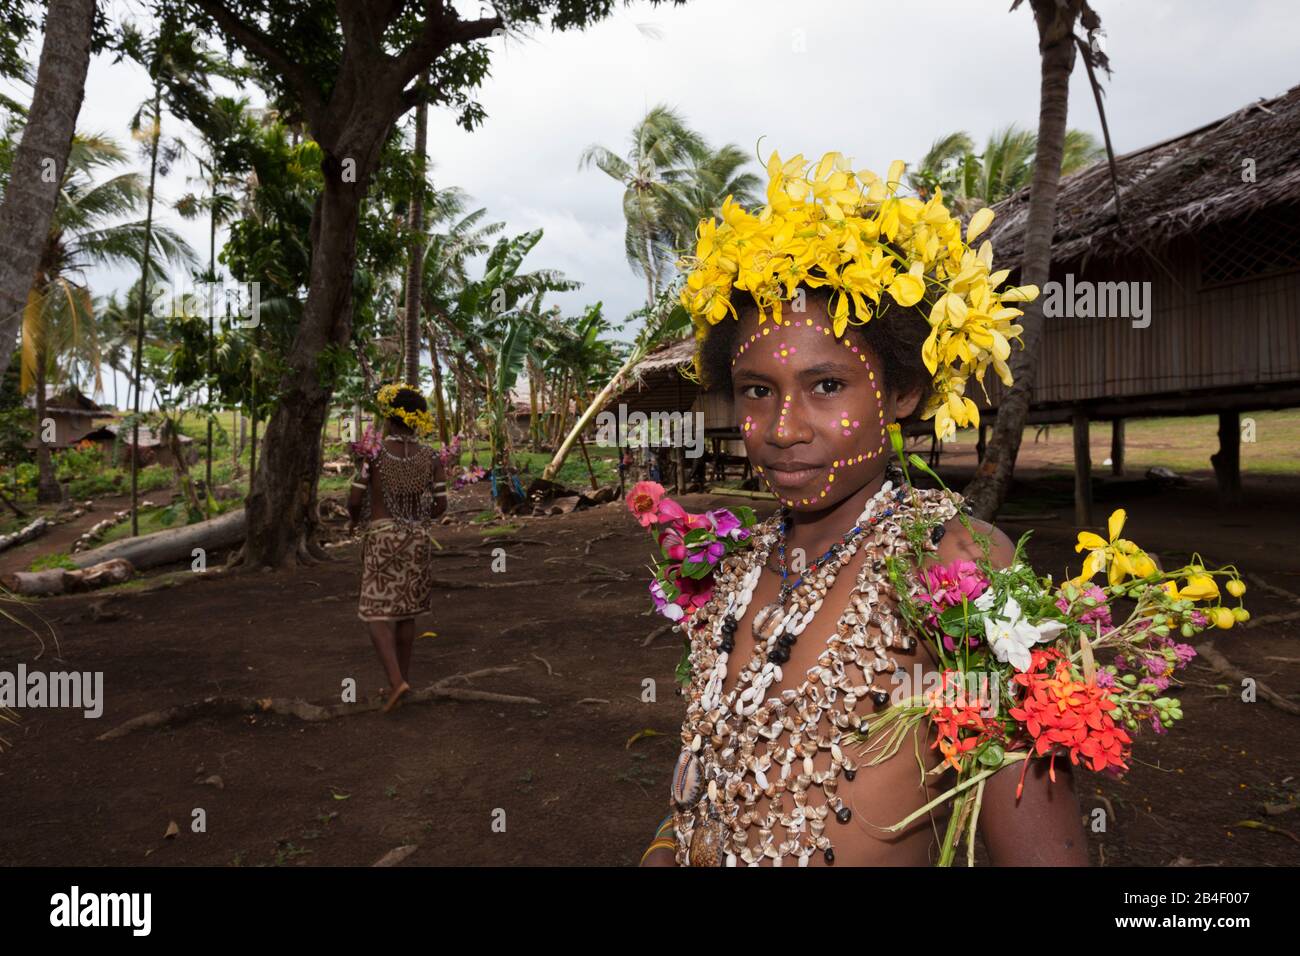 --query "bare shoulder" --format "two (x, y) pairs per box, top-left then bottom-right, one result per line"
(934, 513), (1015, 569)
